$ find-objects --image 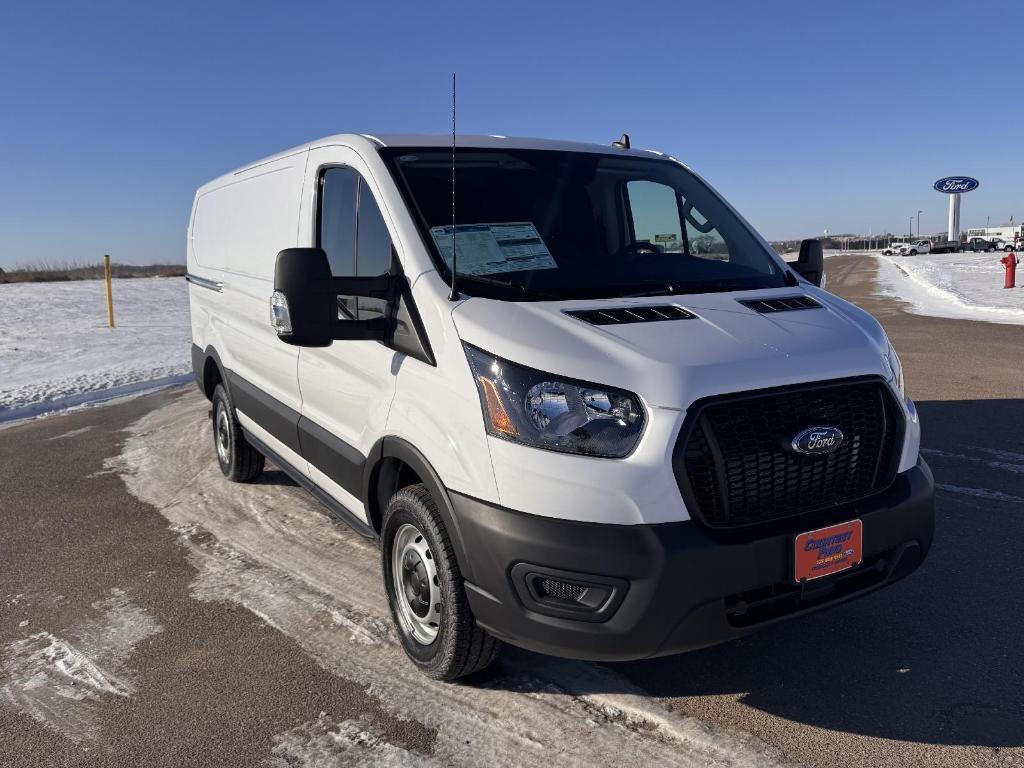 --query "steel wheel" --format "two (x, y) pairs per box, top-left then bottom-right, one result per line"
(215, 402), (231, 464)
(391, 523), (441, 645)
